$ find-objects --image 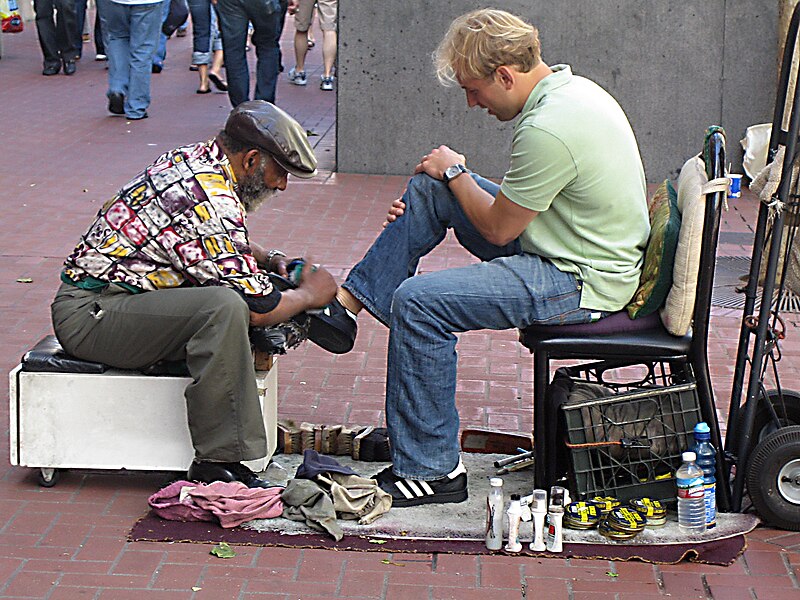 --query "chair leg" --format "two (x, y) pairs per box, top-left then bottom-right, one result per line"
(533, 350), (551, 489)
(691, 354), (731, 512)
